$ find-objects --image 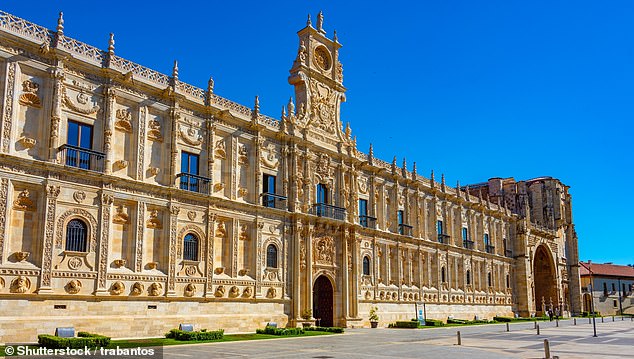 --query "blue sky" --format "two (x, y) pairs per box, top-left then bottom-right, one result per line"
(3, 1), (632, 264)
